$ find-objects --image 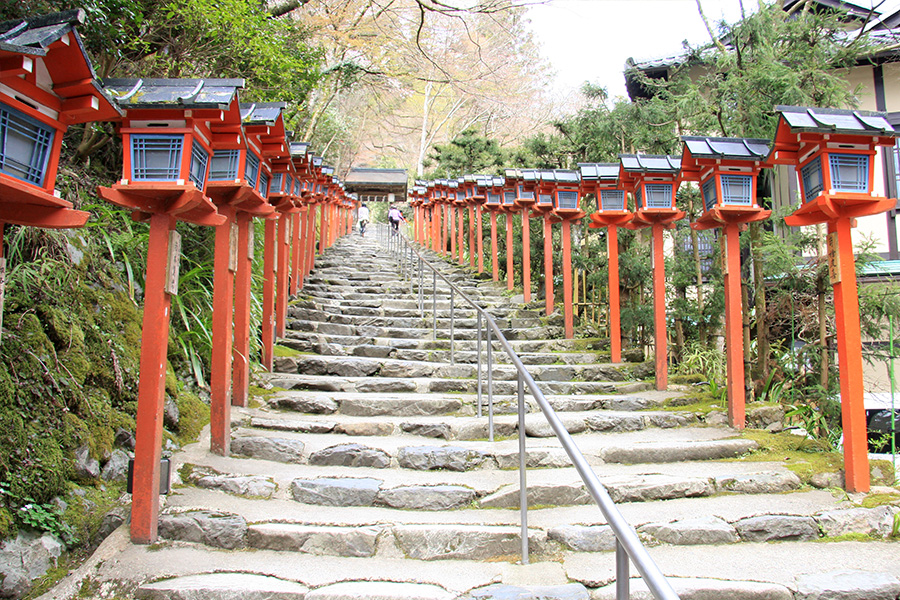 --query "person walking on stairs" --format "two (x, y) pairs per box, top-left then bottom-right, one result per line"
(357, 202), (370, 237)
(388, 204), (406, 236)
